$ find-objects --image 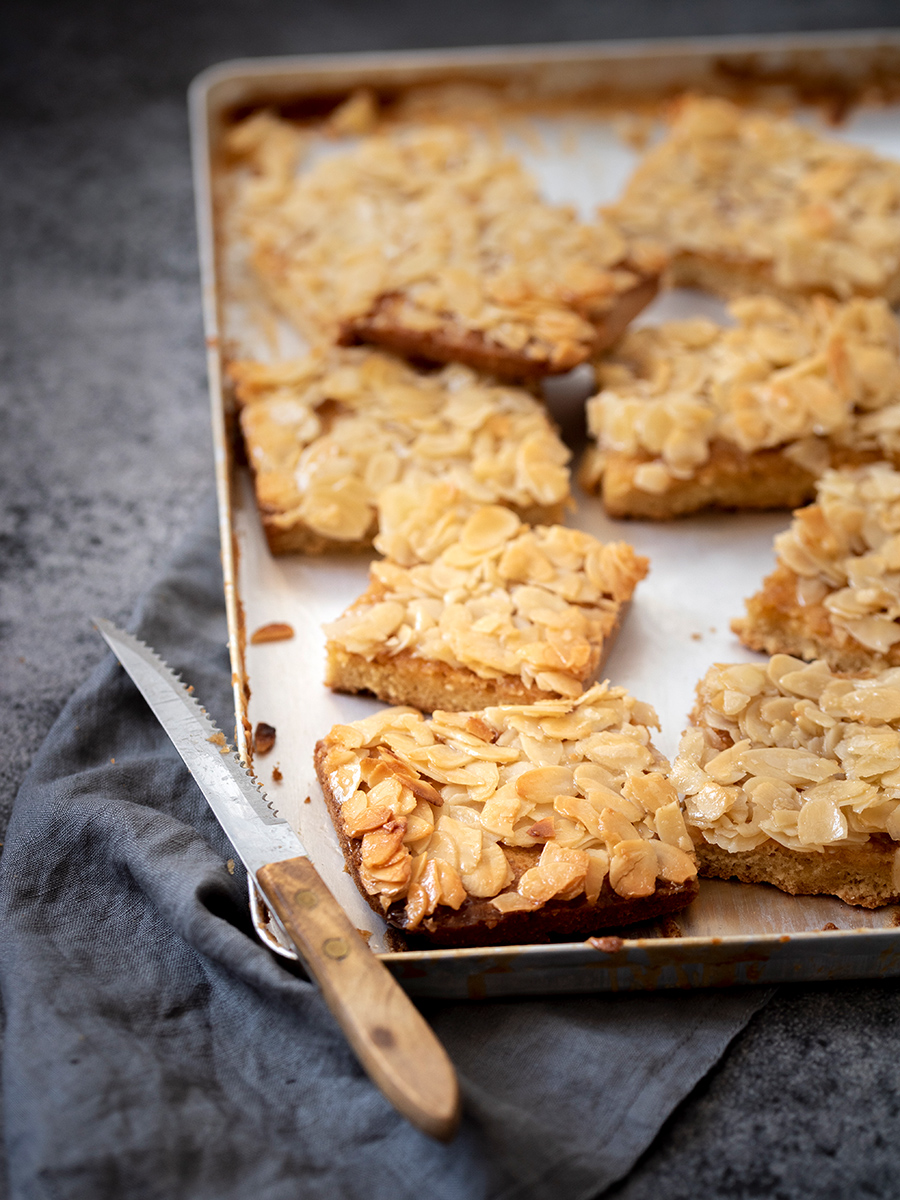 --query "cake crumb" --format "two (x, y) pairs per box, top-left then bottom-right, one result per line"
(823, 922), (838, 931)
(304, 795), (311, 804)
(226, 859), (235, 876)
(110, 757), (115, 764)
(356, 928), (373, 945)
(271, 765), (283, 782)
(207, 730), (231, 755)
(690, 632), (702, 642)
(250, 622), (295, 644)
(253, 722), (276, 755)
